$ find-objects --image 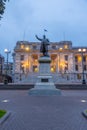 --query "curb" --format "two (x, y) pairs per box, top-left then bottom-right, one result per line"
(0, 111), (11, 125)
(82, 110), (87, 119)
